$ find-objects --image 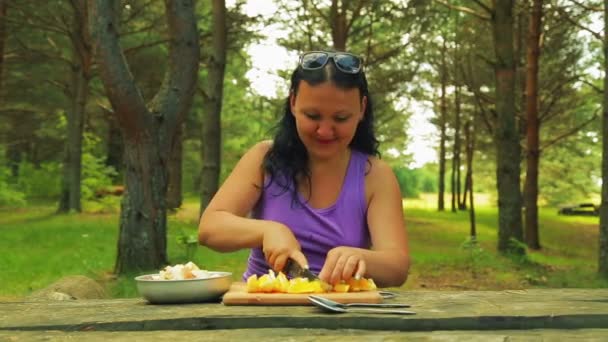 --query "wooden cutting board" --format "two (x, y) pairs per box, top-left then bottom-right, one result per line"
(222, 282), (383, 305)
